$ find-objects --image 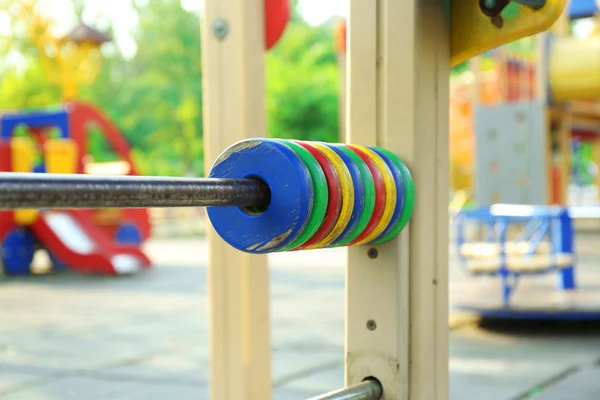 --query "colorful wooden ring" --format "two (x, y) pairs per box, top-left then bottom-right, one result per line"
(330, 144), (376, 247)
(322, 143), (367, 247)
(308, 142), (355, 248)
(207, 138), (313, 253)
(347, 145), (396, 245)
(276, 139), (329, 251)
(293, 141), (342, 250)
(369, 147), (405, 244)
(371, 148), (415, 243)
(345, 145), (387, 246)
